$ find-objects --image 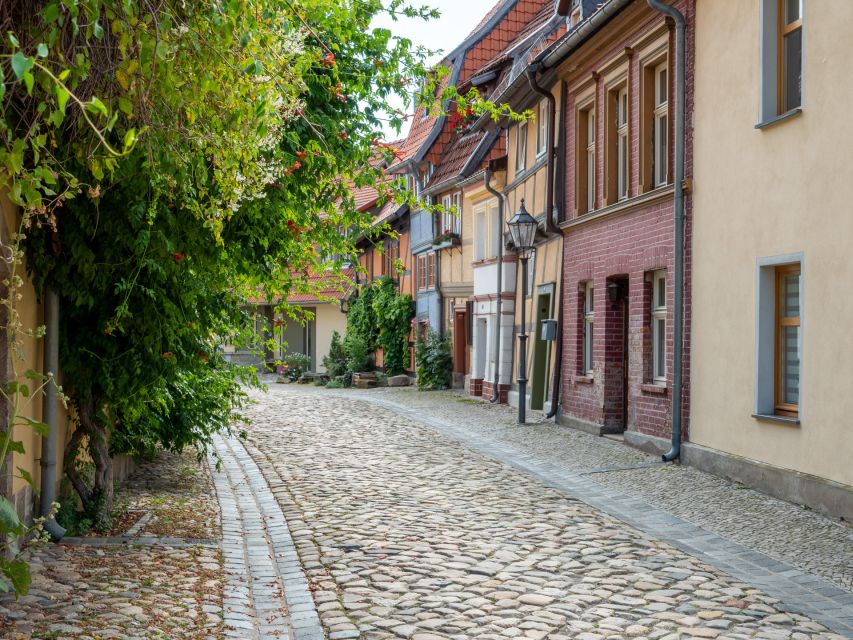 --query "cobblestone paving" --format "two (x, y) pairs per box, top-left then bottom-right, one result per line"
(112, 448), (221, 540)
(329, 385), (853, 592)
(0, 447), (224, 639)
(244, 388), (851, 640)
